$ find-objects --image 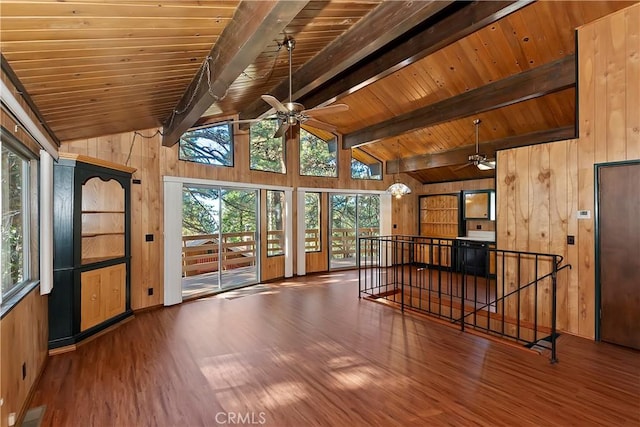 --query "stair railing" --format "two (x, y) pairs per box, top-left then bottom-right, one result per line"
(358, 235), (571, 363)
